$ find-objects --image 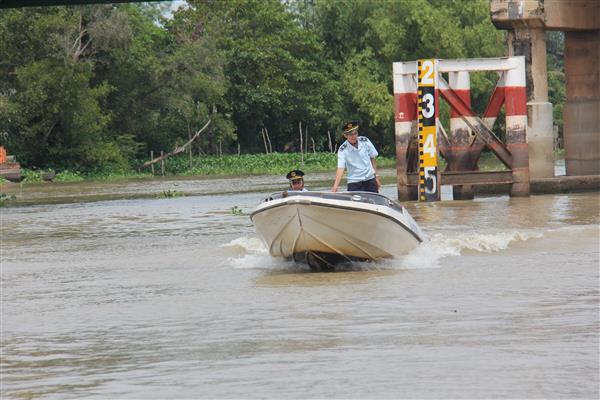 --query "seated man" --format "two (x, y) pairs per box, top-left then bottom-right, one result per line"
(286, 169), (308, 191)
